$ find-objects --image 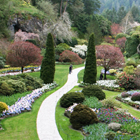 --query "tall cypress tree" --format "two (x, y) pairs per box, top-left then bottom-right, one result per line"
(83, 33), (97, 84)
(40, 33), (55, 84)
